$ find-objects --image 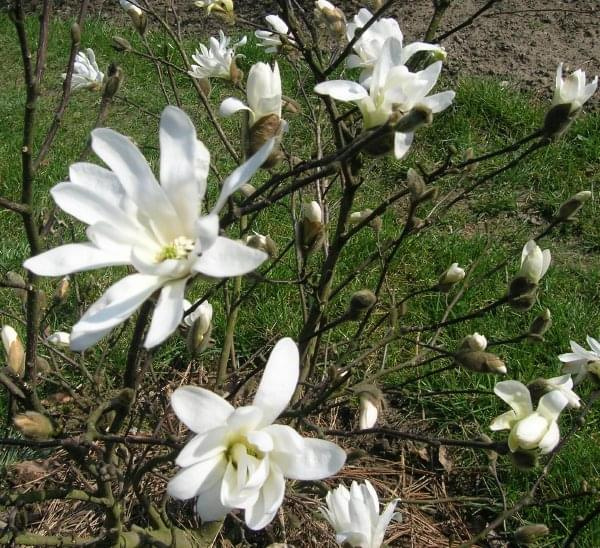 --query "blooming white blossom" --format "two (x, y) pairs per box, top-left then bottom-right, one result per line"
(321, 480), (399, 547)
(552, 63), (598, 113)
(315, 37), (454, 159)
(24, 106), (272, 351)
(518, 240), (551, 284)
(359, 393), (378, 430)
(346, 8), (445, 84)
(220, 62), (283, 128)
(47, 332), (71, 347)
(181, 299), (213, 329)
(188, 31), (247, 82)
(167, 338), (346, 530)
(255, 15), (297, 53)
(440, 262), (465, 285)
(194, 0), (234, 16)
(559, 335), (600, 384)
(490, 380), (569, 454)
(64, 49), (104, 92)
